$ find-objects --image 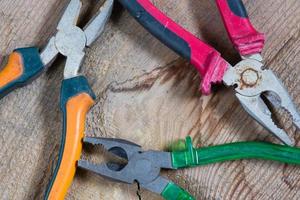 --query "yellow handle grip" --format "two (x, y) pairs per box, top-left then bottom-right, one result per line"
(47, 93), (95, 200)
